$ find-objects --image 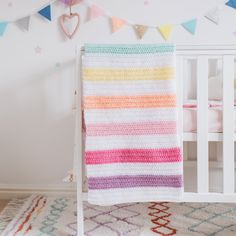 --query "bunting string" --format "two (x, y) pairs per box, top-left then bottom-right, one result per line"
(0, 0), (234, 40)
